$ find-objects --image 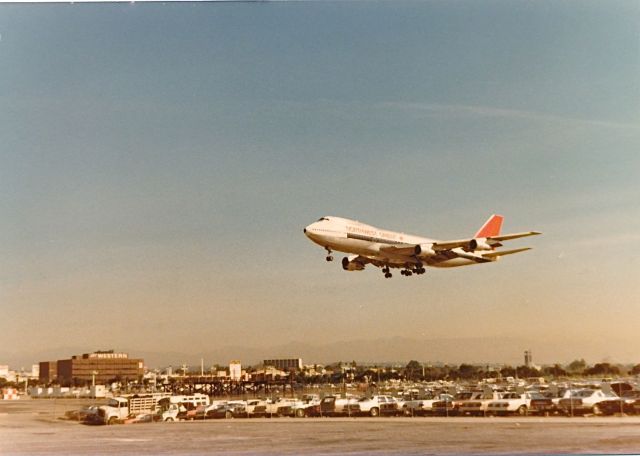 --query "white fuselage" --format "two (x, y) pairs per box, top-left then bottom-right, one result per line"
(304, 216), (473, 268)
